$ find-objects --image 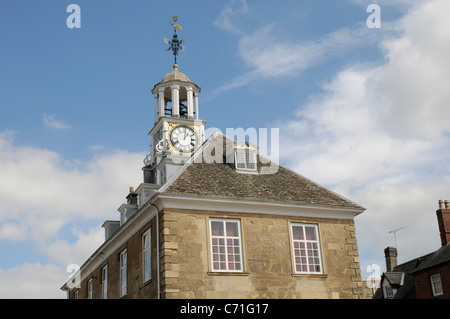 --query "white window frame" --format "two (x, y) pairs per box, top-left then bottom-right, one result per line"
(290, 223), (323, 274)
(120, 249), (127, 297)
(234, 147), (257, 172)
(431, 274), (443, 297)
(101, 265), (108, 299)
(209, 218), (244, 272)
(142, 228), (151, 283)
(87, 278), (93, 299)
(74, 290), (79, 299)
